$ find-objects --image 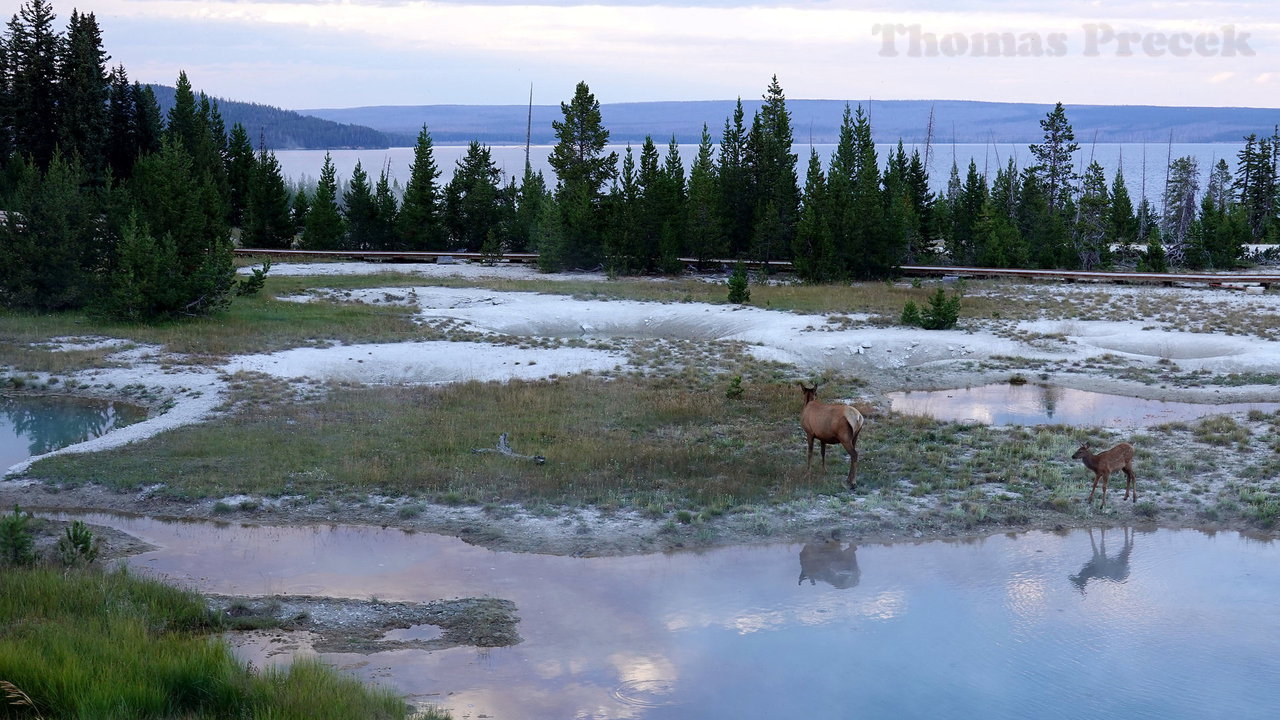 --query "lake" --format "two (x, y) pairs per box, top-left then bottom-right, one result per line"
(275, 142), (1242, 204)
(52, 511), (1280, 720)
